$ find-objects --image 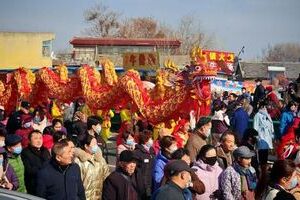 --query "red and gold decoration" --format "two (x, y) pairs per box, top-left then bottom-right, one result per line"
(13, 67), (35, 98)
(0, 47), (215, 124)
(0, 81), (12, 110)
(191, 47), (235, 75)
